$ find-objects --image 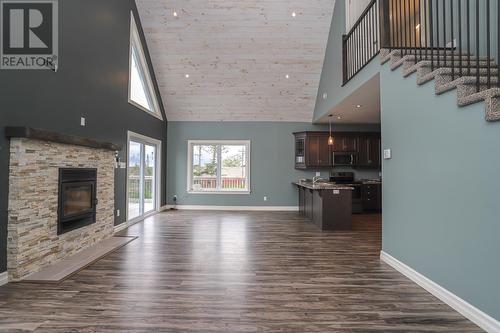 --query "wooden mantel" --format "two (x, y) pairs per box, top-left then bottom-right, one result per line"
(5, 127), (122, 151)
